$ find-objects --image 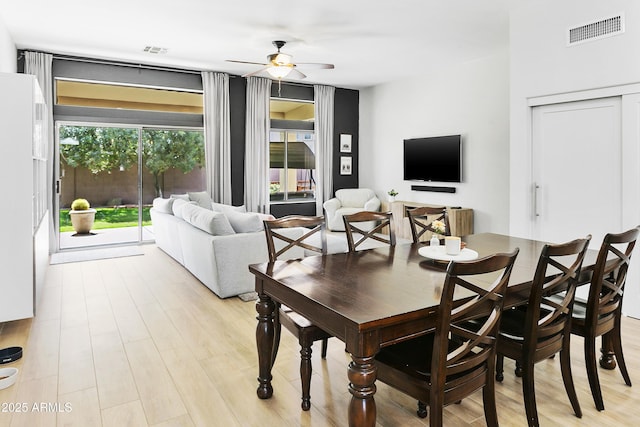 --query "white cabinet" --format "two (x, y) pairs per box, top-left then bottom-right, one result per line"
(0, 72), (49, 322)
